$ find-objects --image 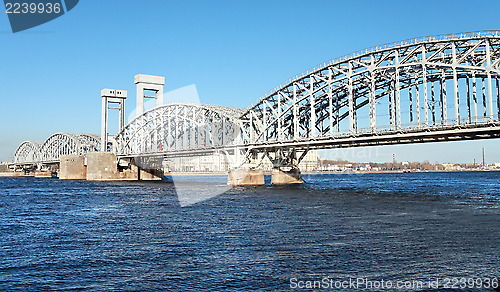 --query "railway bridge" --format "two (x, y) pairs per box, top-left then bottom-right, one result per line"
(12, 31), (500, 184)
